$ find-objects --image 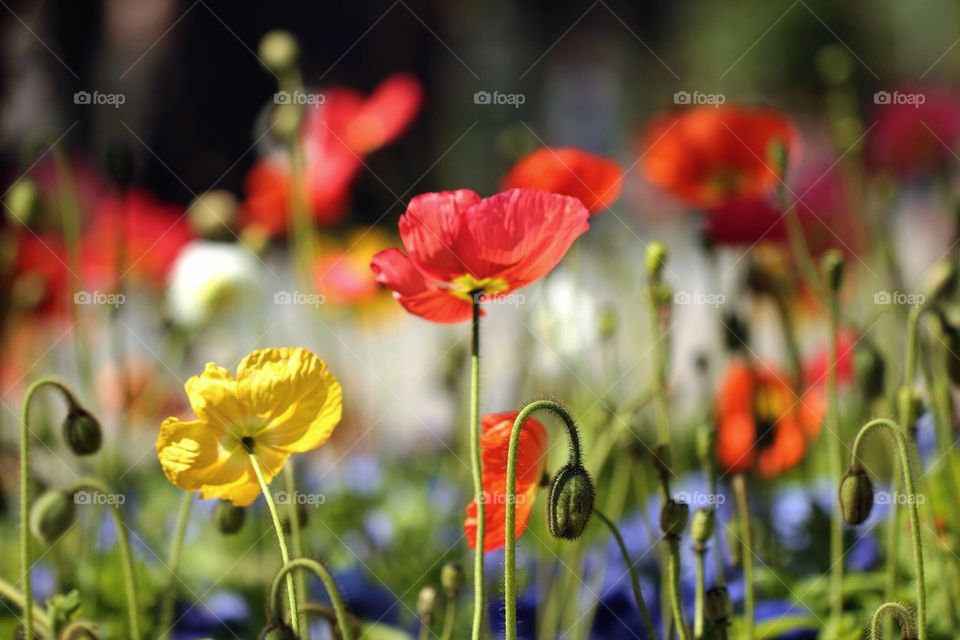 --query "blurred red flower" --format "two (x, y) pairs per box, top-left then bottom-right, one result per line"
(502, 147), (623, 214)
(370, 188), (589, 323)
(867, 86), (960, 180)
(464, 412), (548, 552)
(242, 73), (422, 235)
(312, 228), (393, 306)
(641, 105), (796, 208)
(8, 233), (71, 318)
(715, 360), (822, 477)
